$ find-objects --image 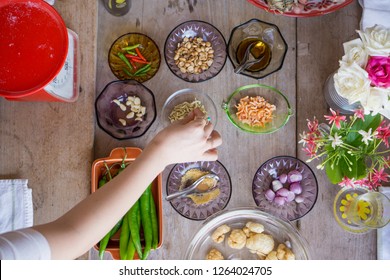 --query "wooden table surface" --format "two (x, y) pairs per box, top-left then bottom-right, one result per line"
(0, 0), (376, 260)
